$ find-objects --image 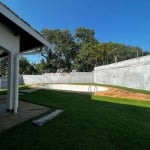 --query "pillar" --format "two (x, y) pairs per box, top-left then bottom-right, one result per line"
(7, 51), (19, 113)
(0, 23), (20, 113)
